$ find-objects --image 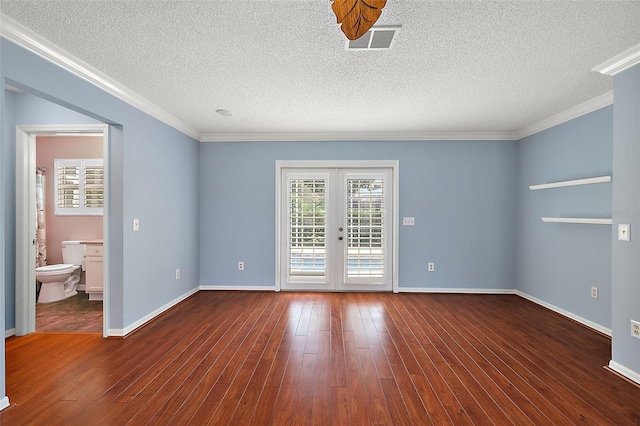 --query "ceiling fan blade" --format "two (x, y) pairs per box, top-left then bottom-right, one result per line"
(330, 0), (387, 40)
